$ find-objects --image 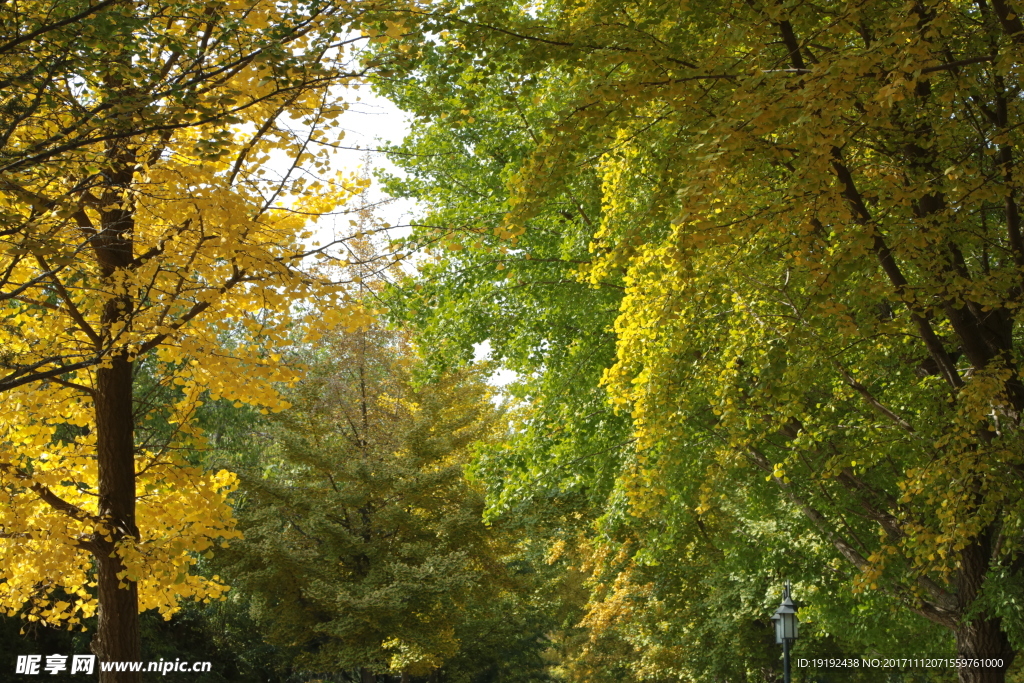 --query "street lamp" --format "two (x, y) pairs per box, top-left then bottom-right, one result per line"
(771, 581), (799, 683)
